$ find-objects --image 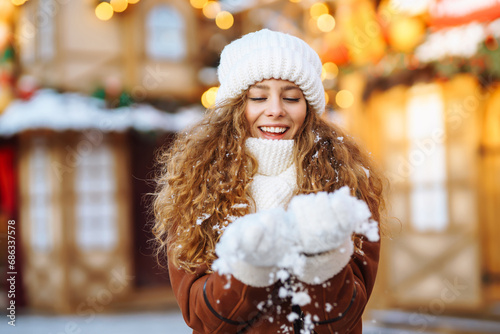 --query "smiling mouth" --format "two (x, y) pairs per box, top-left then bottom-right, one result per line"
(259, 126), (288, 134)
